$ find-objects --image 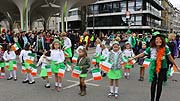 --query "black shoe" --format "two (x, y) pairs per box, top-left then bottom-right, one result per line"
(14, 78), (17, 81)
(102, 73), (106, 77)
(138, 77), (144, 81)
(45, 84), (51, 88)
(7, 77), (13, 80)
(28, 81), (35, 84)
(22, 80), (29, 83)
